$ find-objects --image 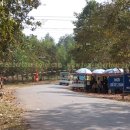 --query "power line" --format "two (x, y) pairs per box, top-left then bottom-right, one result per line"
(25, 27), (74, 30)
(34, 18), (75, 21)
(31, 16), (76, 21)
(31, 16), (75, 18)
